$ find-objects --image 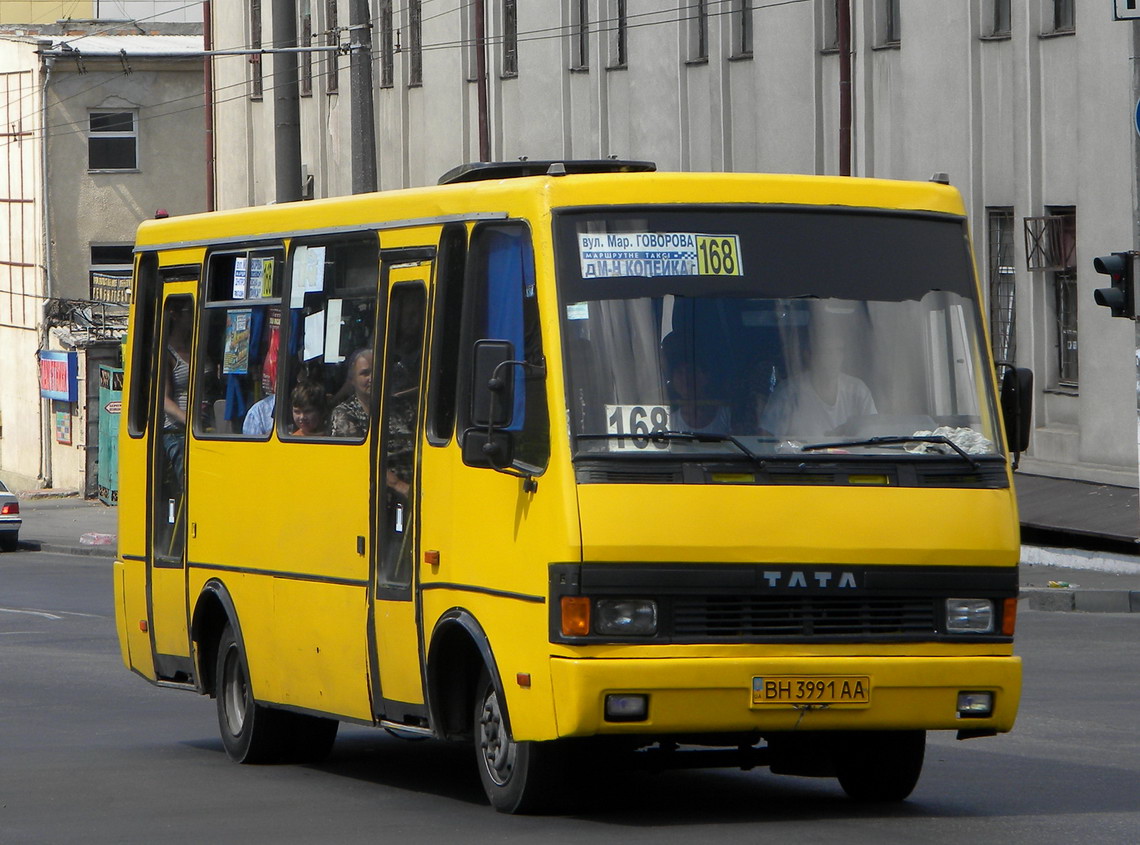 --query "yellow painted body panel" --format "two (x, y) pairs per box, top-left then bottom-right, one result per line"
(577, 484), (1020, 566)
(113, 558), (154, 677)
(548, 654), (1021, 736)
